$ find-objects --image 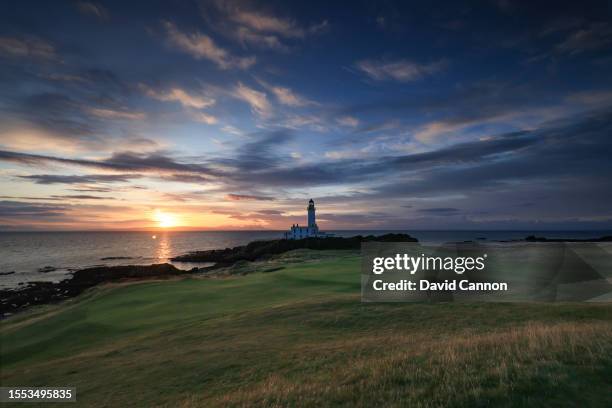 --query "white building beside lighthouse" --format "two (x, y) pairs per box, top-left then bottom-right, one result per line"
(283, 199), (332, 239)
